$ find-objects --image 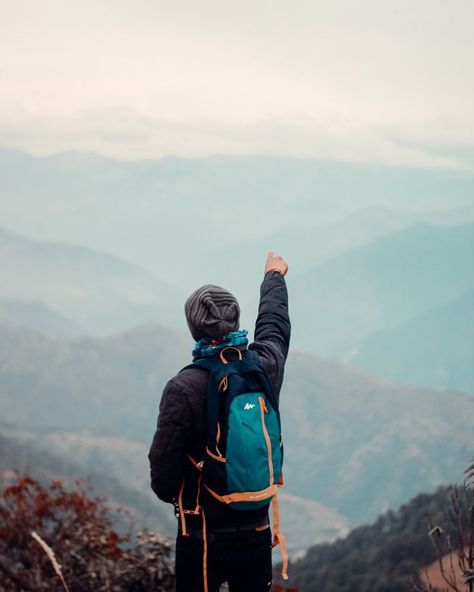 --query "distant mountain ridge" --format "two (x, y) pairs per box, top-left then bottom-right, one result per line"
(0, 226), (179, 336)
(0, 218), (472, 393)
(351, 288), (474, 393)
(0, 298), (81, 337)
(1, 148), (473, 287)
(291, 221), (474, 364)
(1, 149), (473, 393)
(219, 203), (474, 279)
